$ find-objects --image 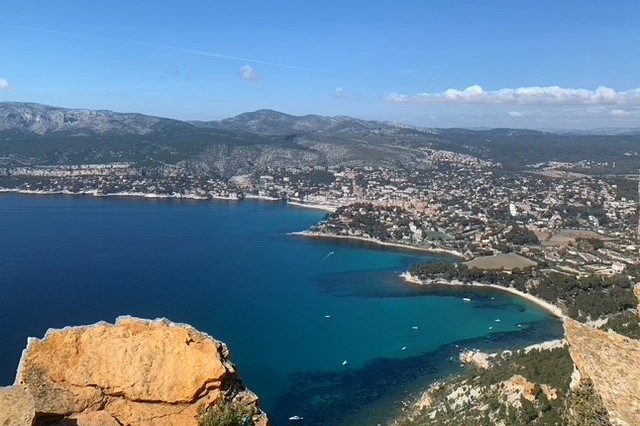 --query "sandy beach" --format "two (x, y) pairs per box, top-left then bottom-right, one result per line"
(400, 272), (565, 319)
(286, 201), (337, 212)
(290, 230), (466, 258)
